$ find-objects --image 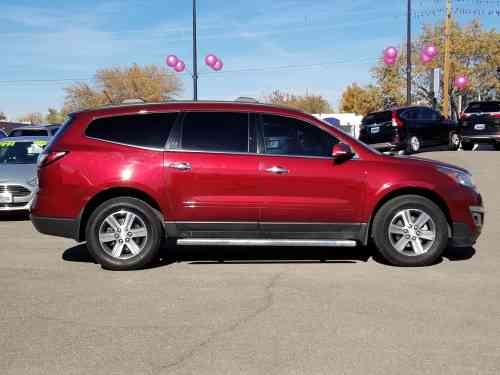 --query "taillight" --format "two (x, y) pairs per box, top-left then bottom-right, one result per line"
(37, 151), (68, 167)
(392, 112), (403, 128)
(494, 114), (500, 118)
